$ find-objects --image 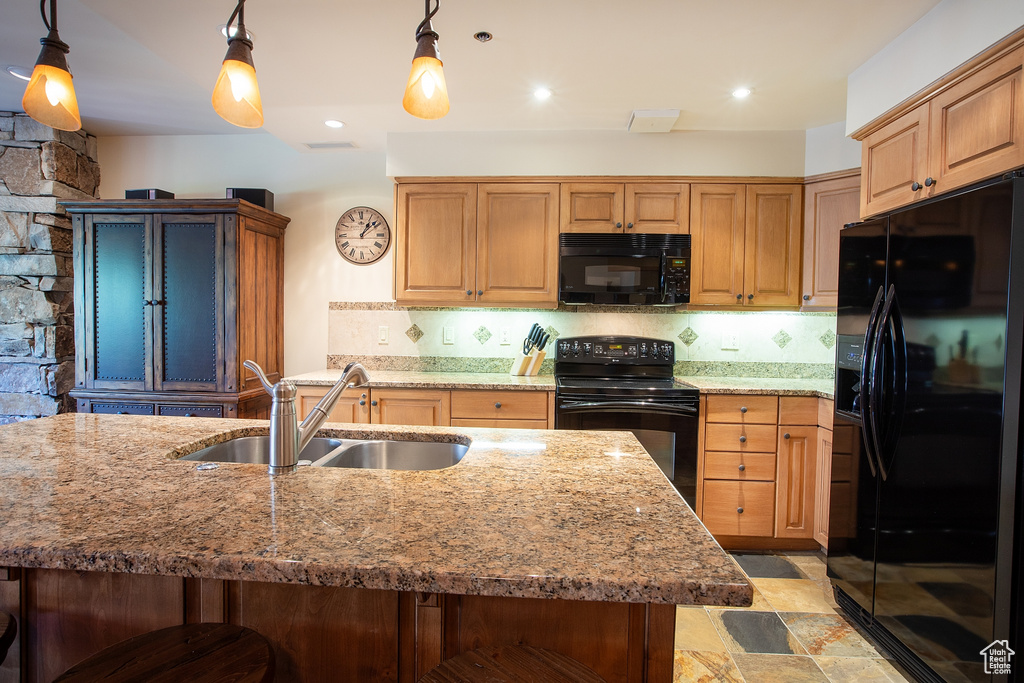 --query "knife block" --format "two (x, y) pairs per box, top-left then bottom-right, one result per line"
(510, 349), (546, 376)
